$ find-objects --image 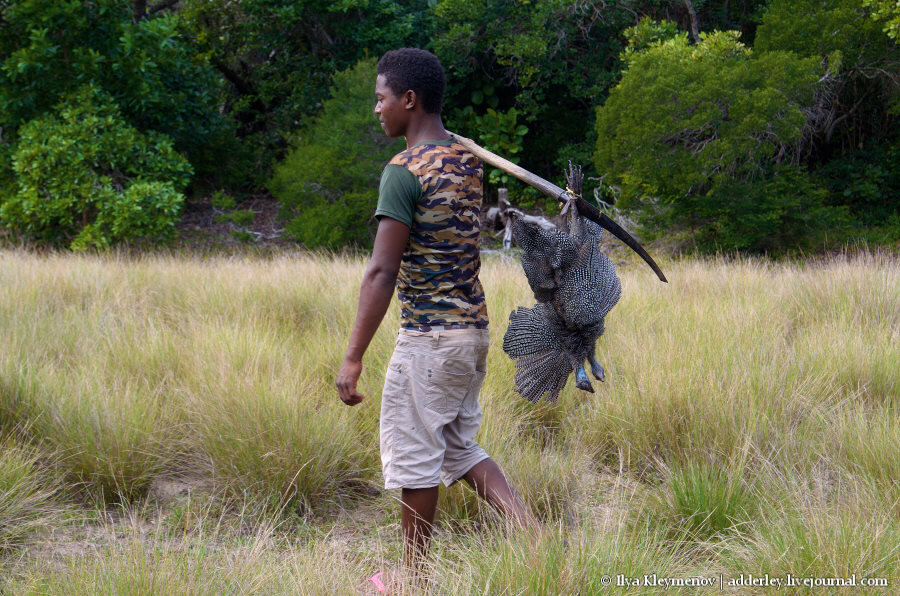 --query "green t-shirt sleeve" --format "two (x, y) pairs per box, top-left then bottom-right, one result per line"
(375, 164), (421, 227)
